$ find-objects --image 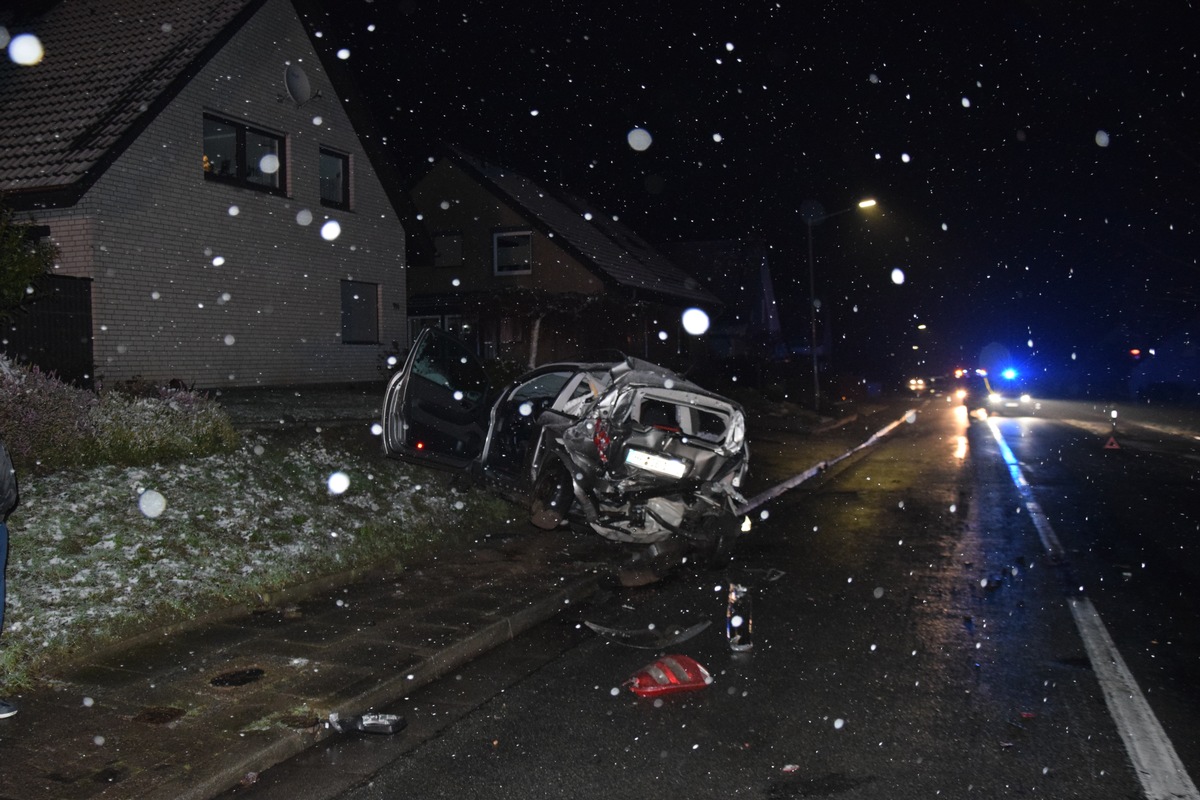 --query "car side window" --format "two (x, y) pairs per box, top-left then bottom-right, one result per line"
(412, 333), (487, 404)
(413, 352), (451, 388)
(511, 372), (572, 404)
